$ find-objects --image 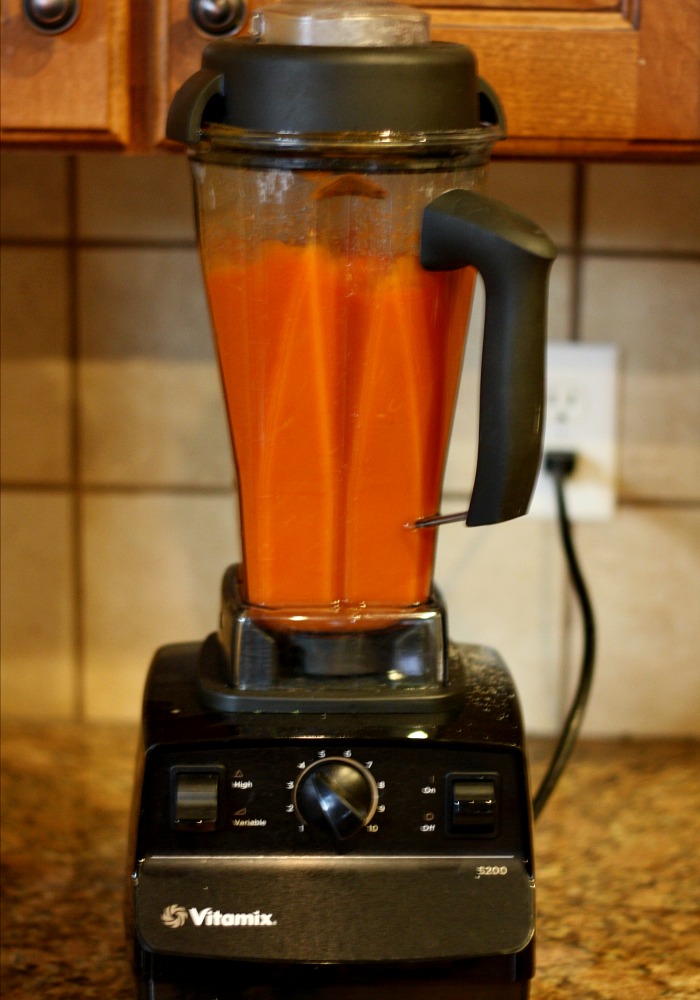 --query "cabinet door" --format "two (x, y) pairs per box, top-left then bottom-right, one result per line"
(427, 0), (700, 155)
(0, 0), (130, 146)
